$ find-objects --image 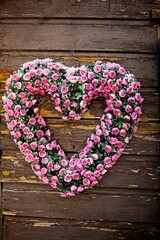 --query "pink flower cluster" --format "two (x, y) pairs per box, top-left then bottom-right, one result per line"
(2, 58), (143, 197)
